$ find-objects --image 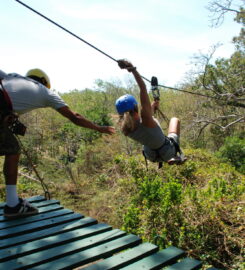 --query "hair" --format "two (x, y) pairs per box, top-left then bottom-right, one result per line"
(27, 75), (48, 88)
(118, 104), (138, 136)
